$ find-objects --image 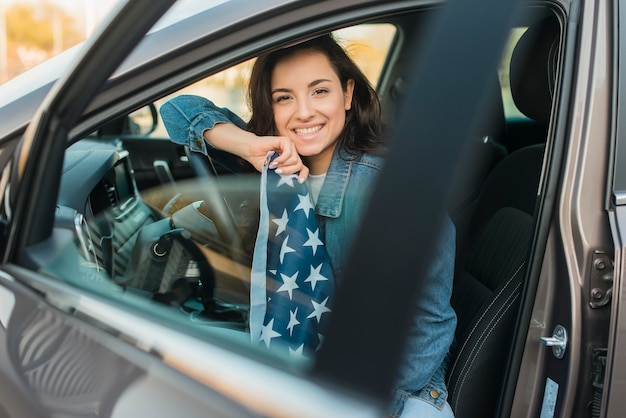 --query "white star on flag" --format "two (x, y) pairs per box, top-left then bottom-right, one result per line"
(294, 193), (315, 218)
(287, 308), (300, 336)
(277, 173), (298, 188)
(272, 209), (289, 236)
(307, 297), (332, 323)
(303, 228), (324, 255)
(279, 235), (296, 263)
(277, 271), (299, 299)
(260, 318), (282, 348)
(304, 263), (329, 291)
(289, 344), (305, 358)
